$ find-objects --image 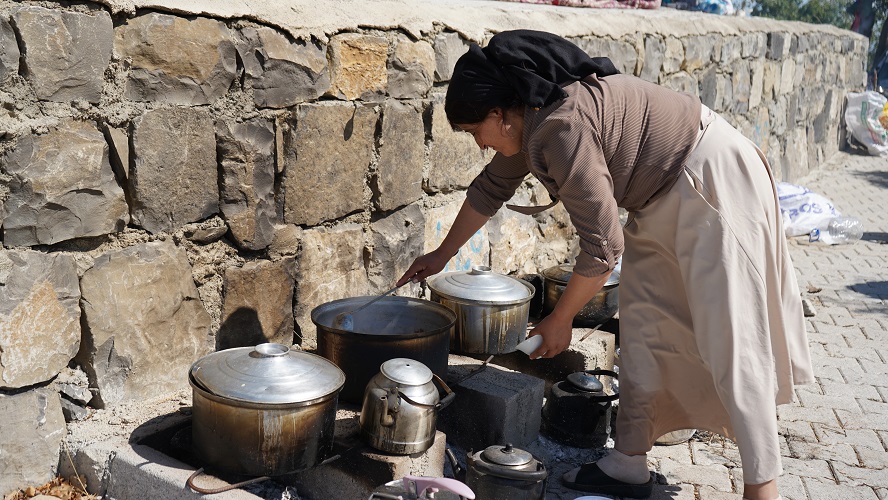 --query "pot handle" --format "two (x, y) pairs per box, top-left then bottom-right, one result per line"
(397, 373), (456, 411)
(433, 373), (456, 411)
(586, 368), (619, 401)
(467, 455), (549, 482)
